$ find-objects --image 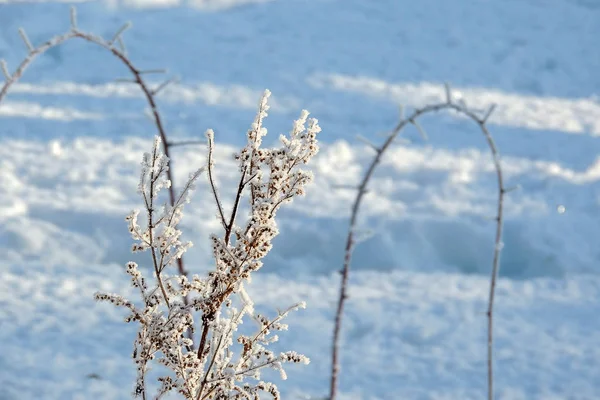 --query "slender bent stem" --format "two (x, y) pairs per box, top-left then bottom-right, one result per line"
(329, 97), (505, 400)
(0, 22), (194, 331)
